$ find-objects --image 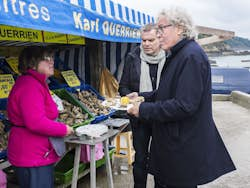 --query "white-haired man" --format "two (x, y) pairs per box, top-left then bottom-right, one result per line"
(127, 7), (236, 188)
